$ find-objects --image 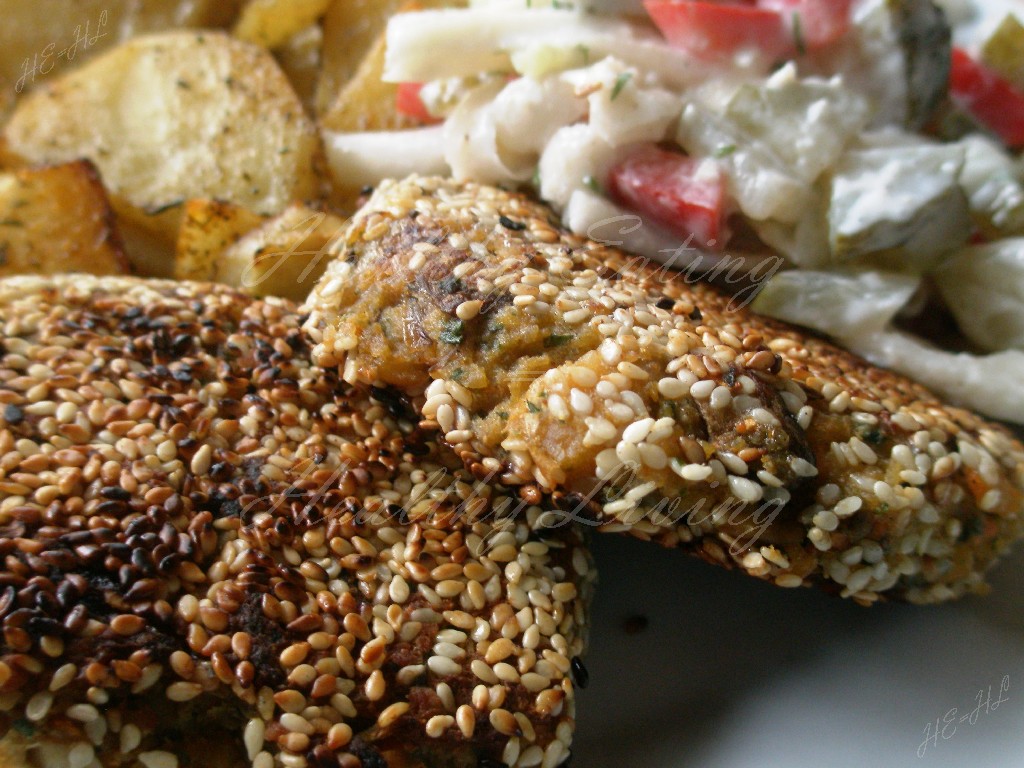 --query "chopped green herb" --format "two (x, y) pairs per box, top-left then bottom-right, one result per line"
(544, 333), (574, 348)
(714, 144), (737, 158)
(451, 367), (464, 382)
(610, 72), (632, 101)
(527, 401), (542, 414)
(576, 44), (591, 64)
(439, 318), (465, 345)
(583, 174), (601, 193)
(487, 321), (505, 335)
(497, 410), (509, 420)
(552, 0), (573, 8)
(531, 166), (541, 188)
(12, 719), (35, 738)
(439, 275), (463, 294)
(0, 219), (23, 227)
(792, 12), (806, 56)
